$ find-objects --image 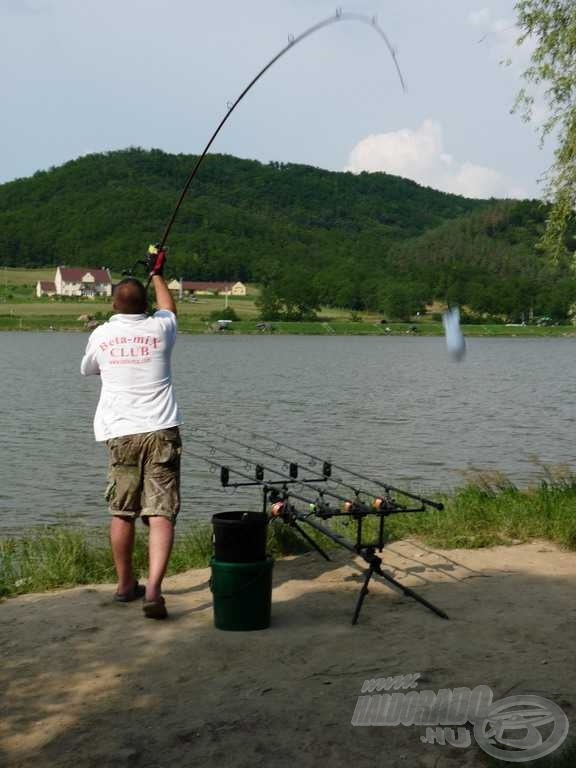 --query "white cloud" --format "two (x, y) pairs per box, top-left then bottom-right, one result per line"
(344, 119), (526, 199)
